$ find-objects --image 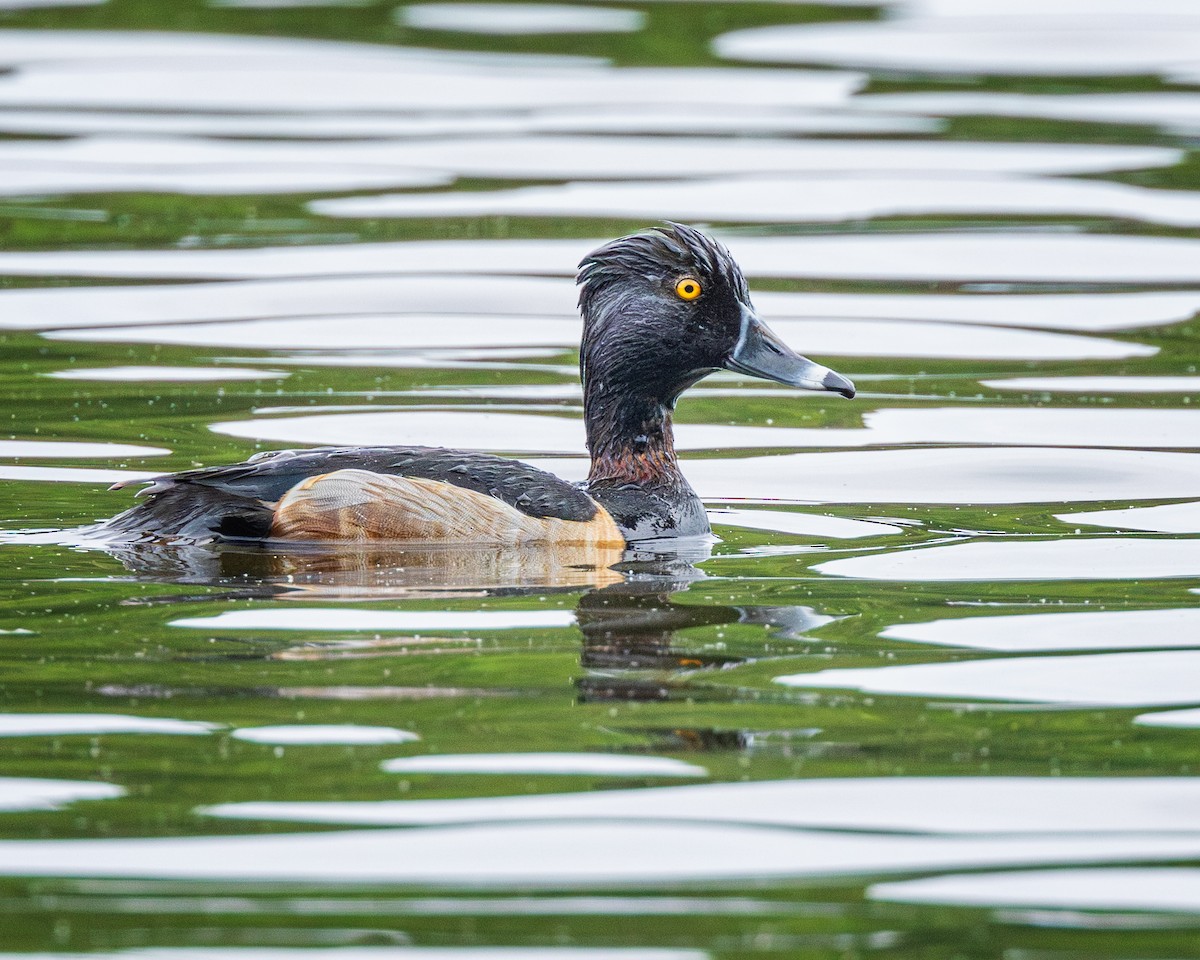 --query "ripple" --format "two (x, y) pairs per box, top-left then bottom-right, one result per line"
(301, 137), (1181, 179)
(54, 316), (1150, 361)
(5, 233), (1200, 284)
(860, 91), (1200, 137)
(171, 609), (577, 631)
(311, 172), (1200, 228)
(0, 951), (706, 960)
(871, 868), (1200, 913)
(0, 713), (218, 736)
(397, 3), (646, 34)
(1059, 501), (1200, 534)
(212, 0), (374, 6)
(214, 407), (1200, 459)
(0, 465), (158, 484)
(0, 31), (859, 112)
(715, 13), (1200, 77)
(0, 136), (1174, 194)
(815, 538), (1200, 581)
(0, 776), (123, 812)
(4, 820), (1200, 885)
(709, 508), (901, 540)
(0, 104), (936, 138)
(749, 290), (1200, 333)
(51, 314), (581, 350)
(0, 276), (575, 330)
(1134, 707), (1200, 729)
(0, 0), (104, 6)
(775, 650), (1200, 706)
(0, 140), (451, 195)
(380, 754), (709, 777)
(231, 725), (420, 745)
(534, 447), (1200, 505)
(200, 775), (1200, 833)
(881, 609), (1200, 652)
(985, 376), (1200, 393)
(6, 277), (1194, 335)
(0, 440), (168, 457)
(47, 365), (289, 382)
